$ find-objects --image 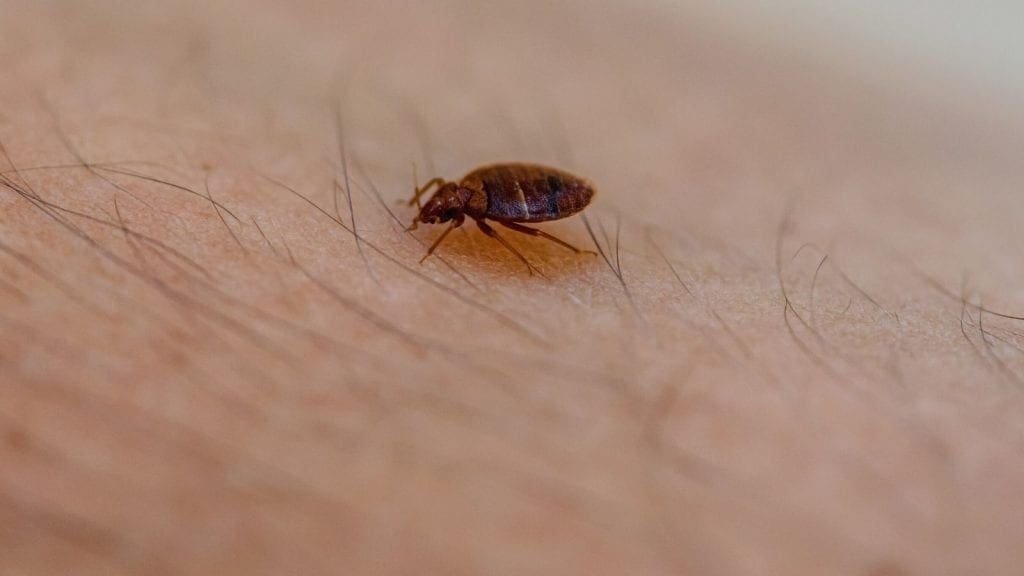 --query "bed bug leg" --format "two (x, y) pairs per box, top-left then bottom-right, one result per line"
(407, 177), (445, 208)
(475, 219), (543, 276)
(419, 216), (463, 263)
(412, 162), (421, 208)
(497, 221), (597, 255)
